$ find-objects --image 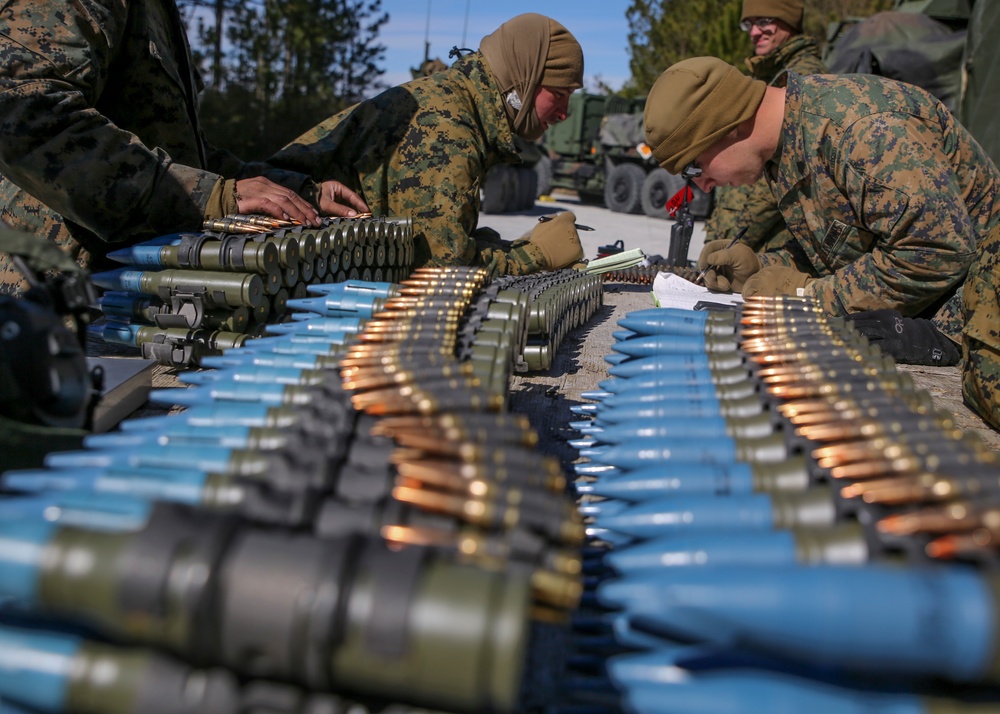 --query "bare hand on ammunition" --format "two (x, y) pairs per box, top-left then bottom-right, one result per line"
(317, 180), (370, 218)
(235, 176), (323, 226)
